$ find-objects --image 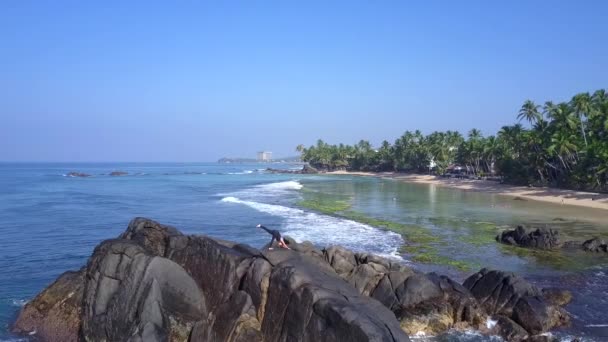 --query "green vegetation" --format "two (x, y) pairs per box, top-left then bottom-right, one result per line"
(296, 89), (608, 191)
(411, 253), (474, 271)
(297, 199), (351, 214)
(499, 244), (588, 270)
(296, 196), (477, 271)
